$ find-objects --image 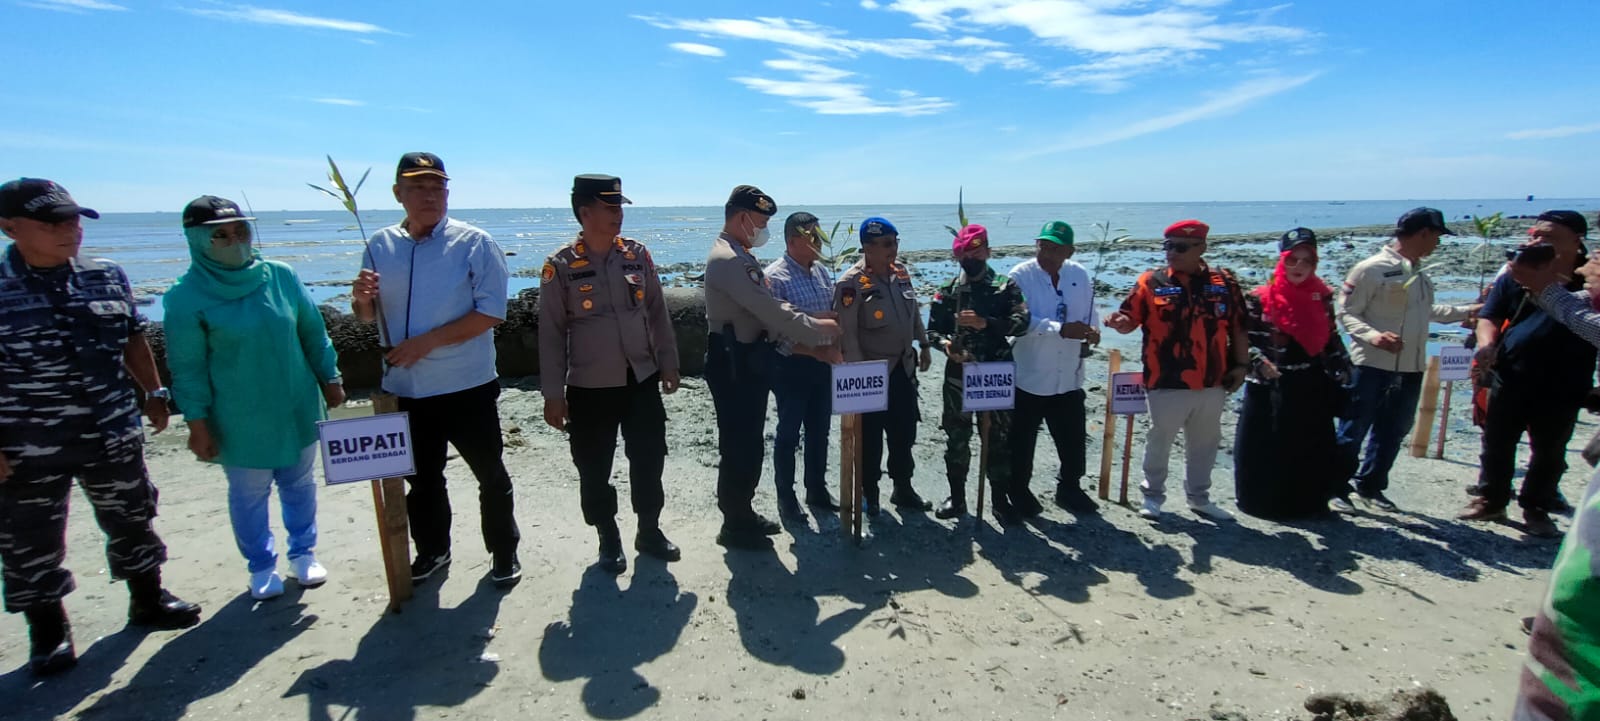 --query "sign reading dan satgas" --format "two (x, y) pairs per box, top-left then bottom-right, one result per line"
(317, 413), (416, 486)
(962, 362), (1016, 412)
